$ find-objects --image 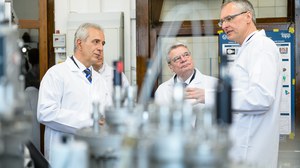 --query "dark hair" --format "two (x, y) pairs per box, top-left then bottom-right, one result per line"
(28, 48), (39, 65)
(22, 32), (31, 43)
